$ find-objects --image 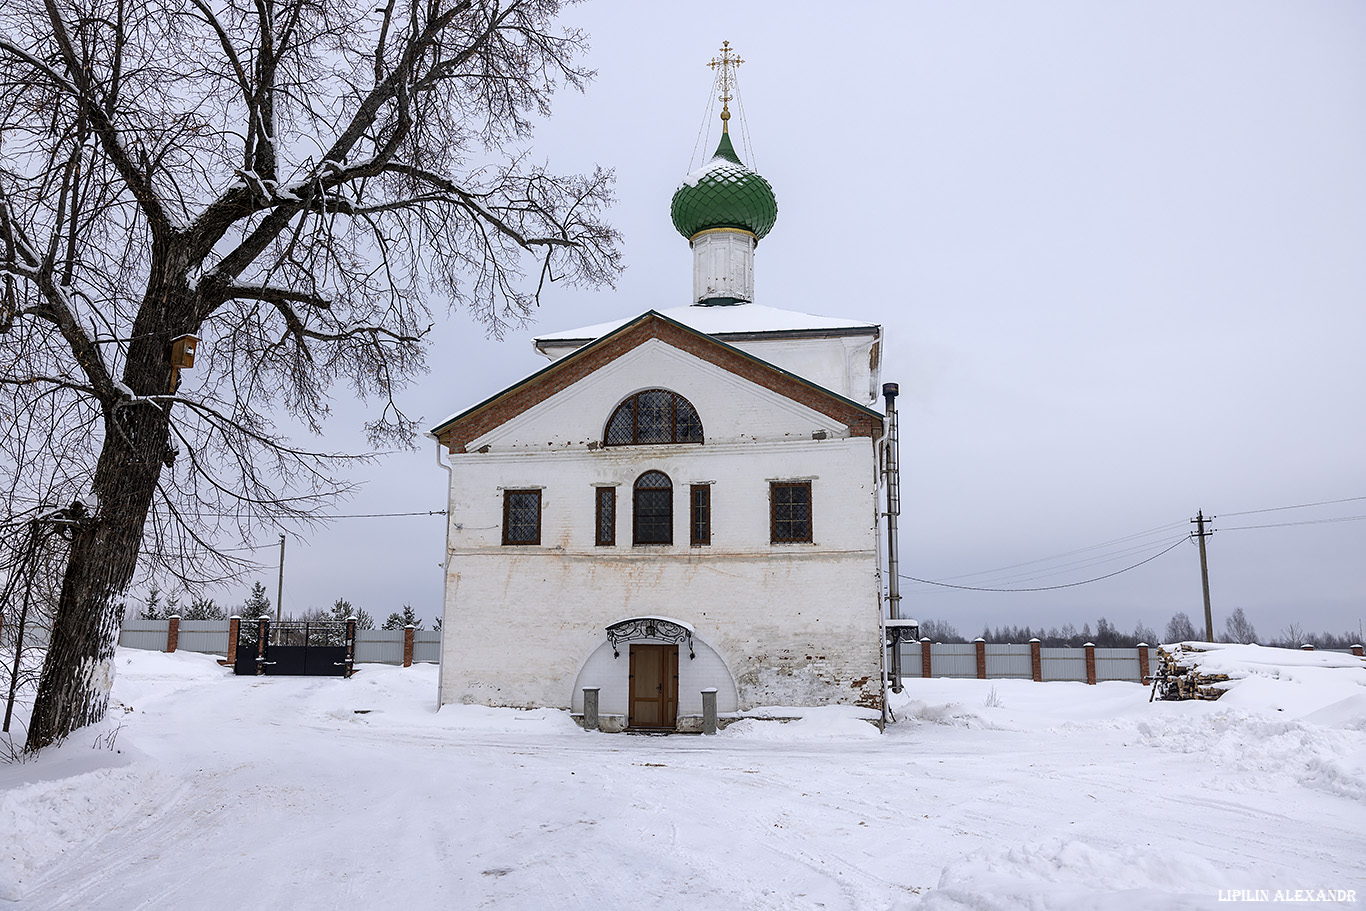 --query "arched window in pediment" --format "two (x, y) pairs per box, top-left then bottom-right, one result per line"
(603, 389), (703, 446)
